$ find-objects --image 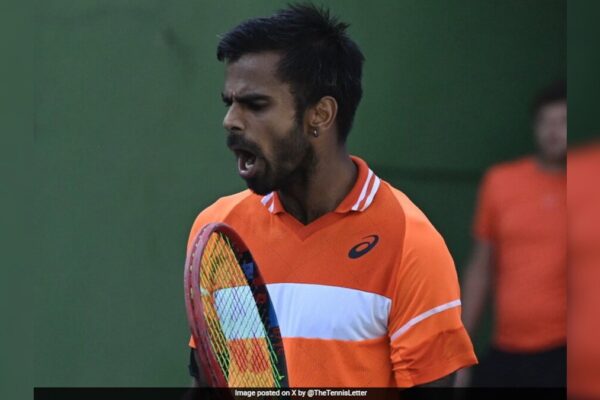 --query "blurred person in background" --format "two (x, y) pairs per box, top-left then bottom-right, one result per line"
(456, 81), (567, 387)
(568, 139), (600, 398)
